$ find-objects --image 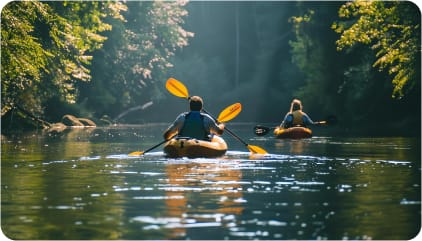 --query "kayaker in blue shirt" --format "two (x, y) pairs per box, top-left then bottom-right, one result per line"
(280, 99), (316, 128)
(163, 96), (225, 141)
